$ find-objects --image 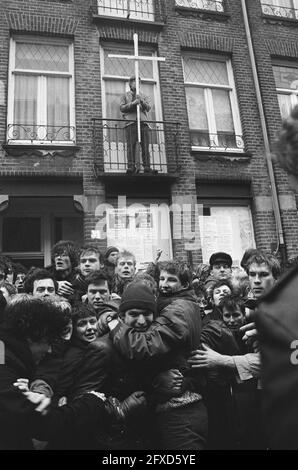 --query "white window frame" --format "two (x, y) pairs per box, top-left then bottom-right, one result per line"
(183, 54), (243, 153)
(7, 35), (76, 145)
(273, 62), (298, 118)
